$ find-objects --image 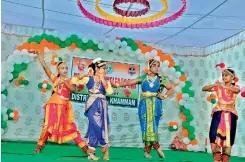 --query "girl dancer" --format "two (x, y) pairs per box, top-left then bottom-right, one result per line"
(34, 53), (89, 154)
(71, 58), (113, 161)
(202, 67), (240, 162)
(114, 57), (173, 159)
